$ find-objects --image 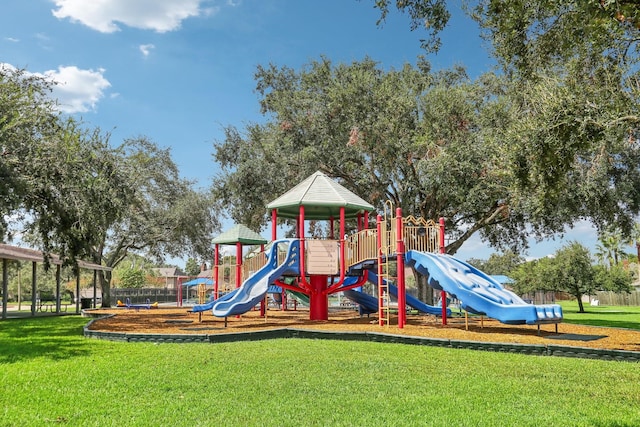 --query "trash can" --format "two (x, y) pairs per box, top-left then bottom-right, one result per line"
(80, 298), (92, 309)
